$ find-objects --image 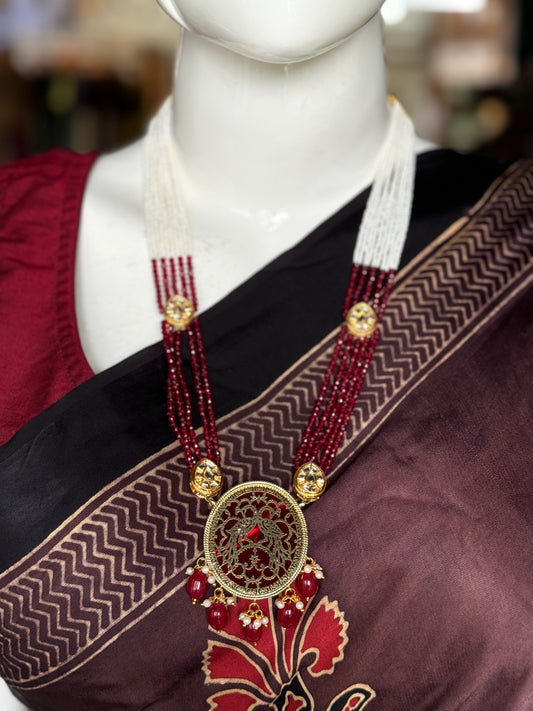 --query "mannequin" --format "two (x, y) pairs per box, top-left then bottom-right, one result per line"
(0, 9), (404, 707)
(76, 0), (432, 373)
